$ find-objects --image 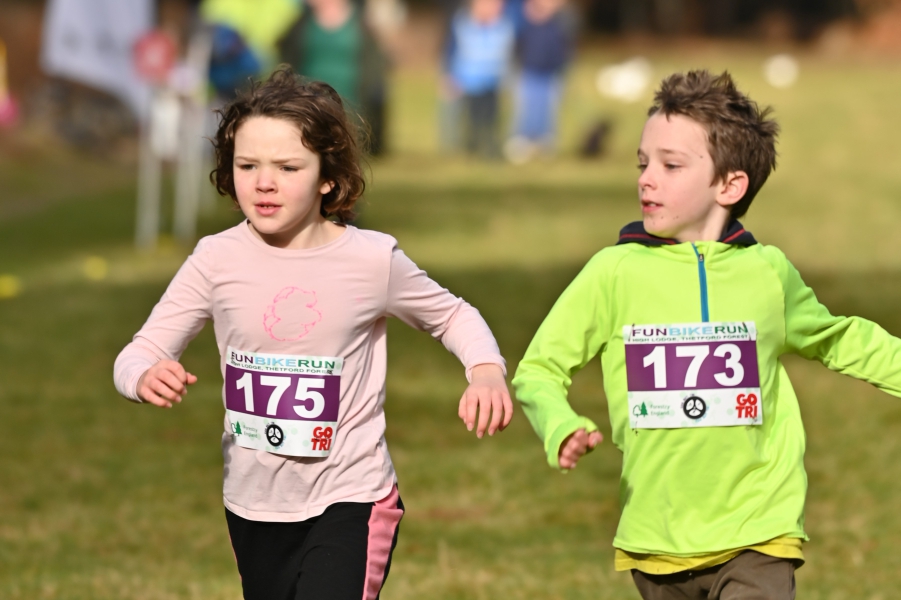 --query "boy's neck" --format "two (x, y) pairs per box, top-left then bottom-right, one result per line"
(673, 227), (728, 244)
(617, 220), (756, 248)
(654, 219), (730, 245)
